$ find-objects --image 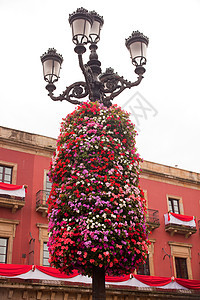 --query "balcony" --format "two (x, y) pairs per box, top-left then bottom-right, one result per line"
(0, 183), (25, 213)
(164, 212), (197, 238)
(146, 209), (160, 231)
(36, 190), (49, 217)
